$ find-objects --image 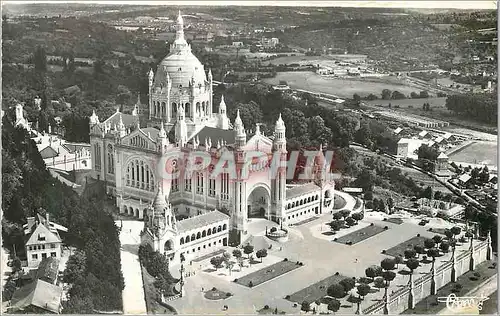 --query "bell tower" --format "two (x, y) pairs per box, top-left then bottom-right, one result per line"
(272, 113), (287, 225)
